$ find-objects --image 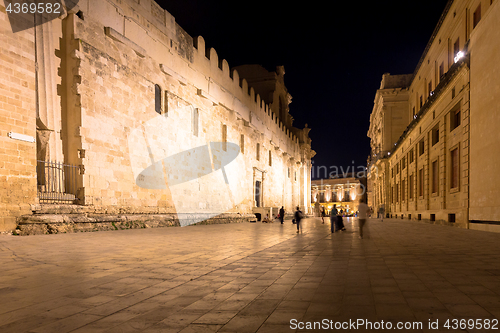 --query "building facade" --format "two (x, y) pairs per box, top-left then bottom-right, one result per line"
(0, 0), (314, 232)
(311, 177), (364, 217)
(367, 0), (500, 231)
